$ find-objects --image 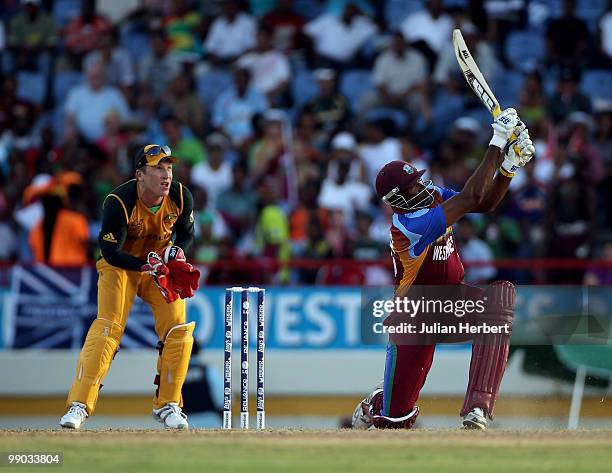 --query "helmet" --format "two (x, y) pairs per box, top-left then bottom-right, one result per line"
(375, 161), (433, 211)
